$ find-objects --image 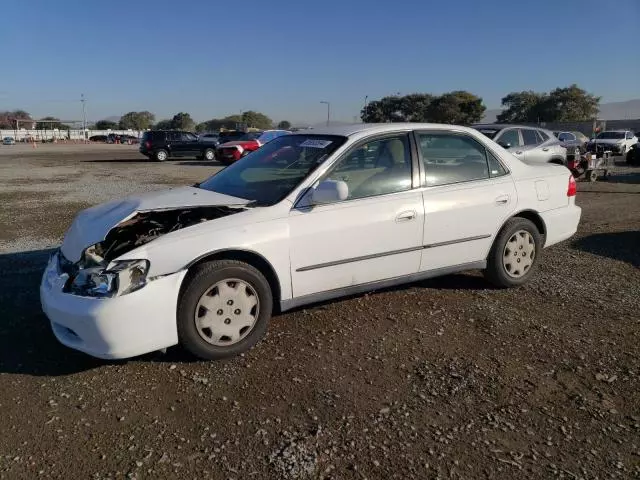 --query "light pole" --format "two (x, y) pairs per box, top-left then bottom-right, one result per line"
(81, 93), (87, 143)
(363, 95), (368, 123)
(320, 101), (330, 126)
